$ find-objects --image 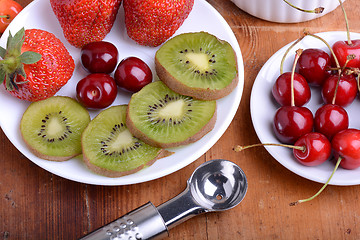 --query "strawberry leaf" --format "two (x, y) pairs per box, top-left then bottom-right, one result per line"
(19, 51), (41, 64)
(0, 68), (5, 85)
(7, 28), (25, 55)
(0, 46), (5, 58)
